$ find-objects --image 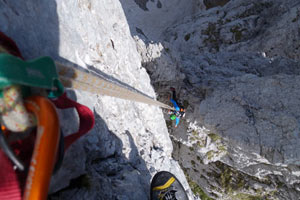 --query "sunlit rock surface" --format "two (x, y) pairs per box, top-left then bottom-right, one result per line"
(0, 0), (193, 199)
